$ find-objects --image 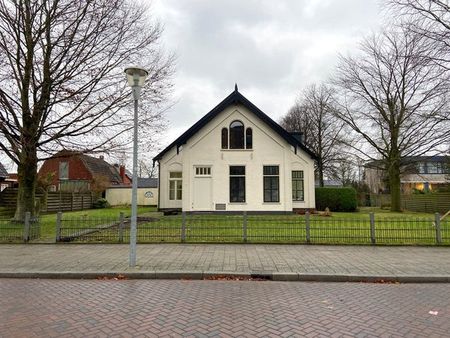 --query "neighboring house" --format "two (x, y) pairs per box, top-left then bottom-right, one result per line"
(105, 177), (158, 206)
(364, 156), (450, 194)
(38, 150), (131, 192)
(0, 162), (8, 192)
(153, 86), (317, 213)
